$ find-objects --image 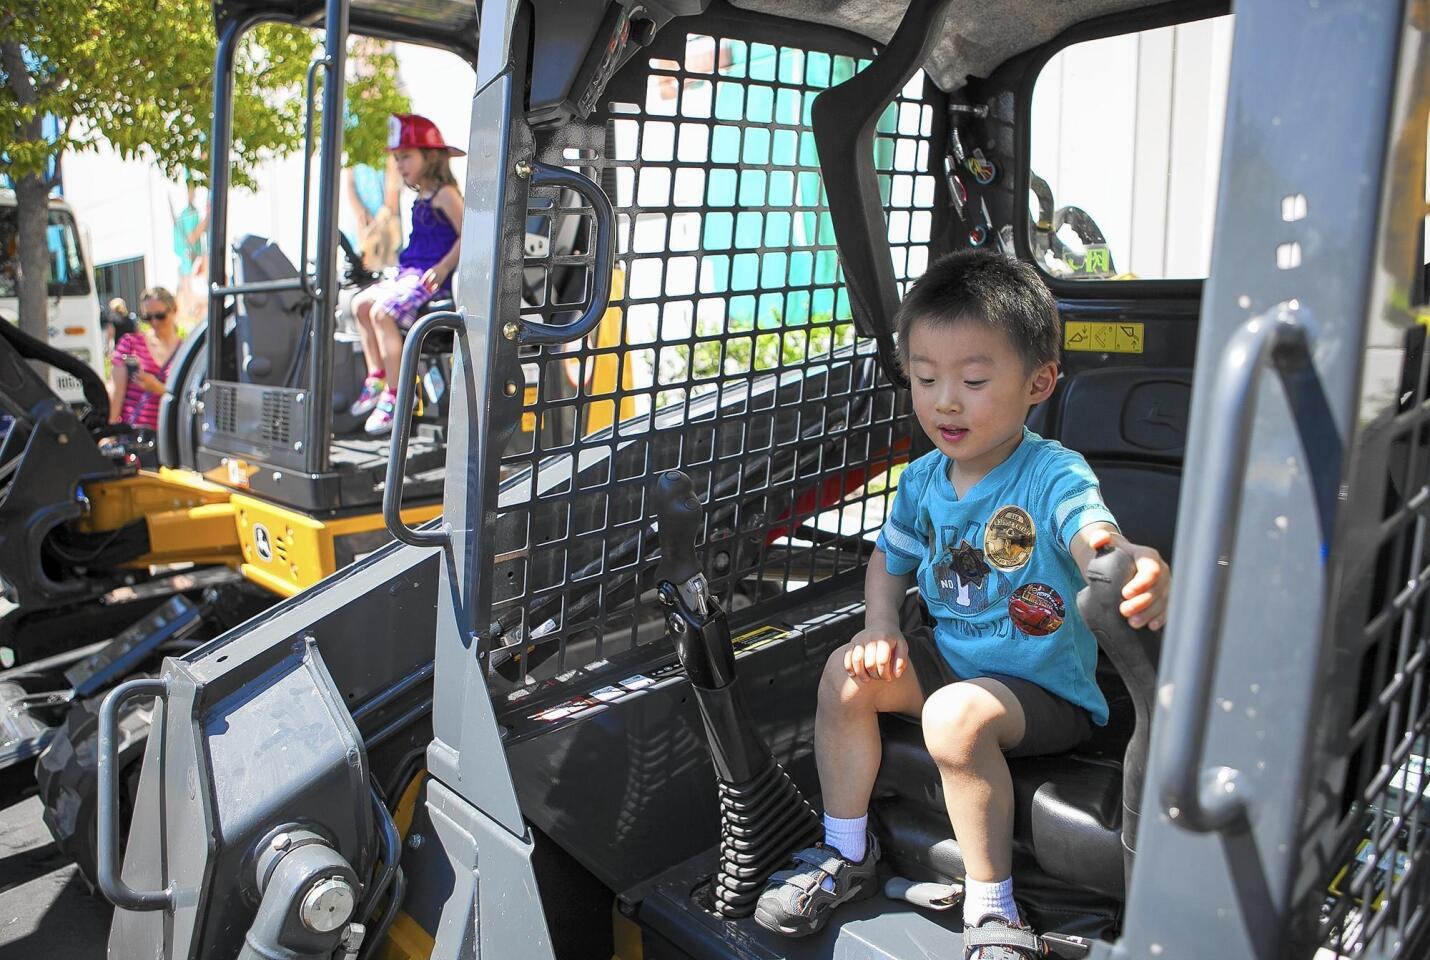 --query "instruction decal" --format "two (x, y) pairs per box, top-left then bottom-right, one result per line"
(732, 624), (794, 658)
(1063, 320), (1144, 355)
